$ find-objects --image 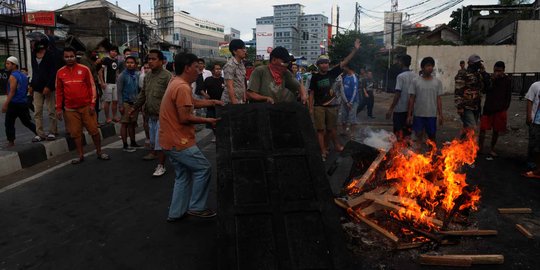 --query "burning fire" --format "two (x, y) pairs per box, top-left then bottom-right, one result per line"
(350, 131), (481, 230)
